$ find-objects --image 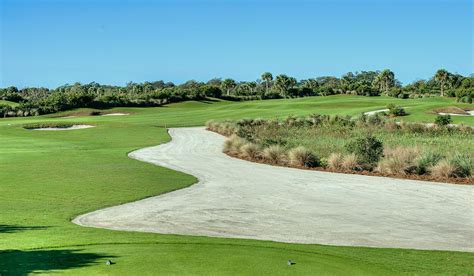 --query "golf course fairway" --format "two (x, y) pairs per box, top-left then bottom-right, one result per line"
(1, 96), (473, 274)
